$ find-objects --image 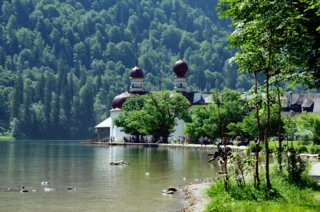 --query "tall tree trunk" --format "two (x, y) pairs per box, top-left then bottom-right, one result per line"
(265, 72), (271, 190)
(254, 71), (261, 188)
(265, 36), (272, 189)
(216, 93), (228, 191)
(276, 85), (283, 172)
